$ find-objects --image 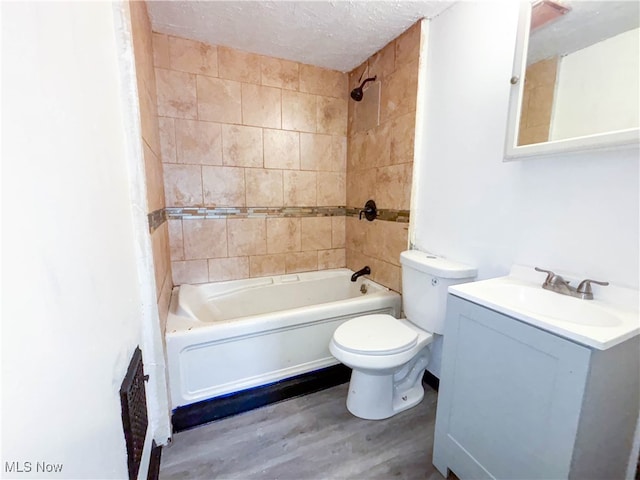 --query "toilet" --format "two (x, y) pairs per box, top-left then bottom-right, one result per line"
(330, 250), (476, 420)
